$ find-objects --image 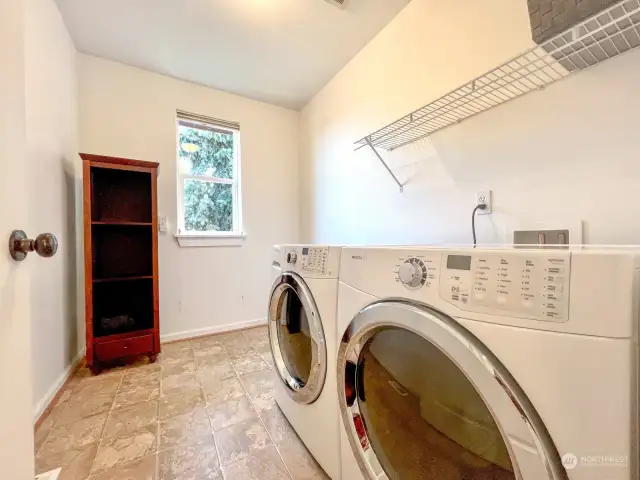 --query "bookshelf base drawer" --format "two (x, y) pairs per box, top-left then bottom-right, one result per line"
(95, 335), (153, 361)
